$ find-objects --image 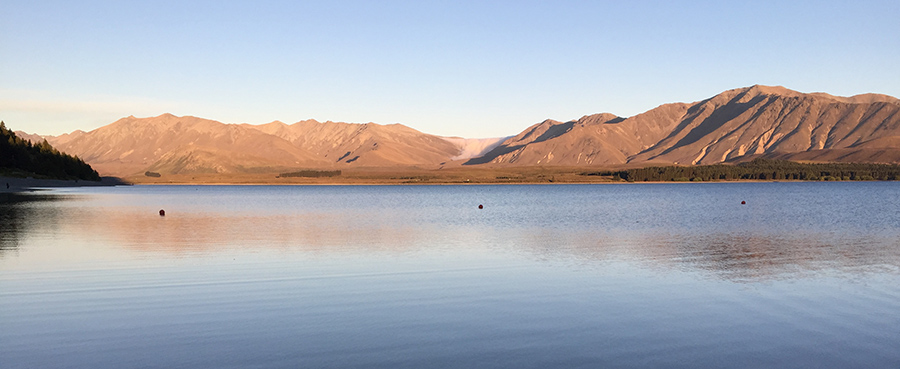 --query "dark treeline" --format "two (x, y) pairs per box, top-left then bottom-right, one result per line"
(597, 159), (900, 182)
(278, 170), (342, 178)
(1, 121), (100, 181)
